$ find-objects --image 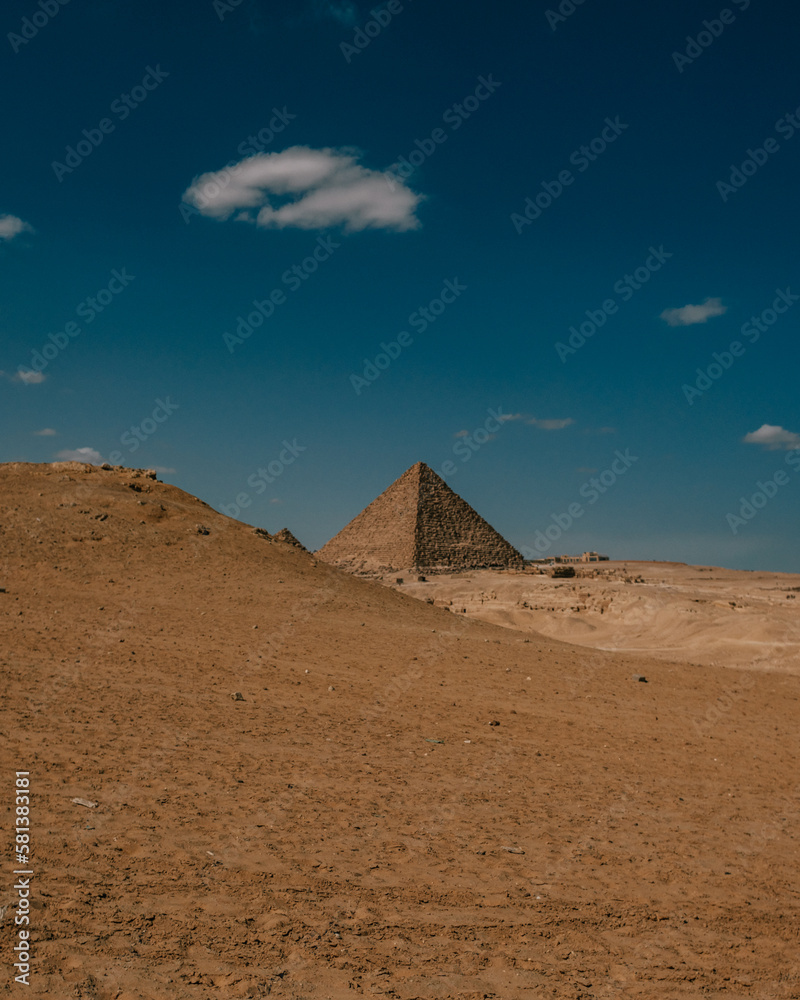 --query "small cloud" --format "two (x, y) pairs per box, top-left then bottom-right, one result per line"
(526, 417), (575, 430)
(500, 413), (574, 430)
(743, 424), (800, 451)
(152, 465), (176, 474)
(33, 428), (57, 436)
(0, 214), (33, 242)
(313, 0), (358, 24)
(269, 497), (283, 504)
(14, 370), (46, 385)
(660, 297), (726, 327)
(183, 146), (423, 233)
(453, 429), (469, 438)
(55, 447), (102, 464)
